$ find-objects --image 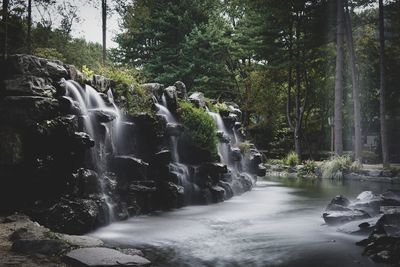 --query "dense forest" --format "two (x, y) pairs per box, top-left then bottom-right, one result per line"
(1, 0), (400, 164)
